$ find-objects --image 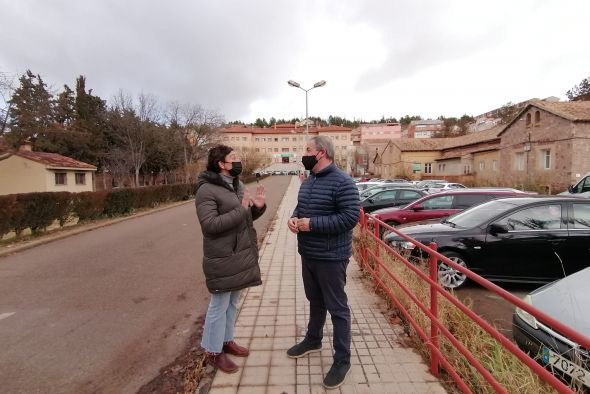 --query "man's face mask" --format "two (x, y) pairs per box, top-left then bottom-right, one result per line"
(302, 152), (320, 171)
